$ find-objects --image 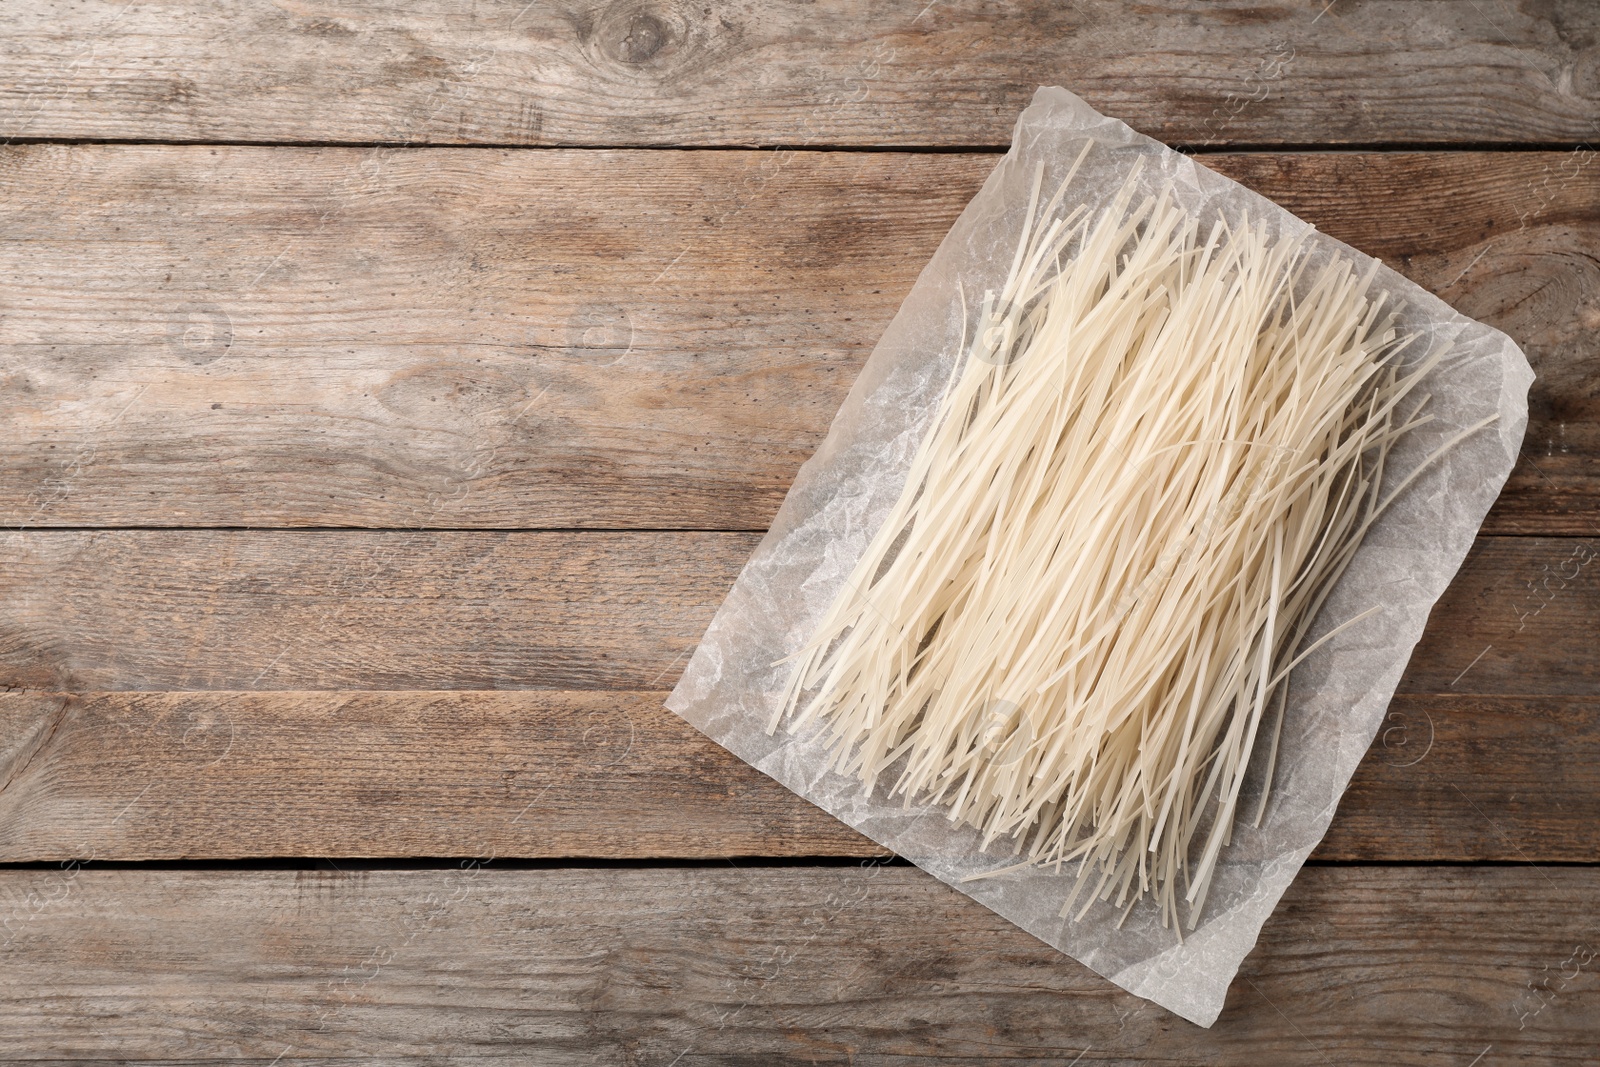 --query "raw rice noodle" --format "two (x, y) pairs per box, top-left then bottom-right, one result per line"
(770, 148), (1495, 932)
